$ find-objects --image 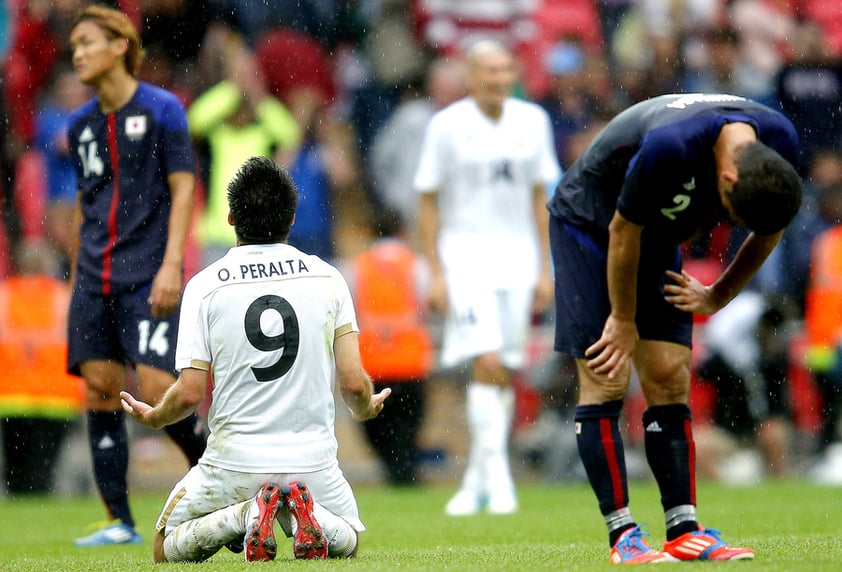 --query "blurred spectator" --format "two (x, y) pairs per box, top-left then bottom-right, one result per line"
(774, 20), (842, 176)
(728, 0), (796, 103)
(288, 105), (361, 263)
(594, 0), (633, 68)
(802, 0), (842, 58)
(254, 26), (337, 116)
(351, 208), (432, 485)
(537, 40), (598, 169)
(413, 0), (538, 57)
(369, 56), (466, 235)
(527, 0), (605, 99)
(616, 26), (686, 103)
(210, 0), (355, 48)
(188, 35), (301, 264)
(803, 181), (842, 484)
(2, 0), (91, 158)
(611, 0), (721, 103)
(349, 1), (431, 162)
(683, 27), (751, 96)
(140, 0), (209, 66)
(0, 240), (85, 494)
(755, 151), (842, 310)
(34, 67), (91, 276)
(694, 290), (794, 483)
